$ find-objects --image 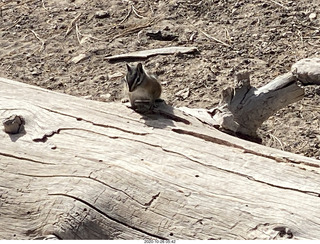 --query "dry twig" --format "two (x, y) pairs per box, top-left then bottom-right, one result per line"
(225, 28), (232, 44)
(41, 0), (48, 11)
(119, 4), (145, 24)
(269, 0), (289, 10)
(119, 5), (133, 24)
(29, 29), (45, 52)
(132, 5), (144, 18)
(297, 30), (304, 45)
(181, 15), (231, 47)
(75, 23), (101, 45)
(65, 12), (82, 37)
(307, 41), (320, 47)
(269, 133), (285, 151)
(199, 29), (231, 47)
(75, 24), (82, 44)
(110, 19), (155, 43)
